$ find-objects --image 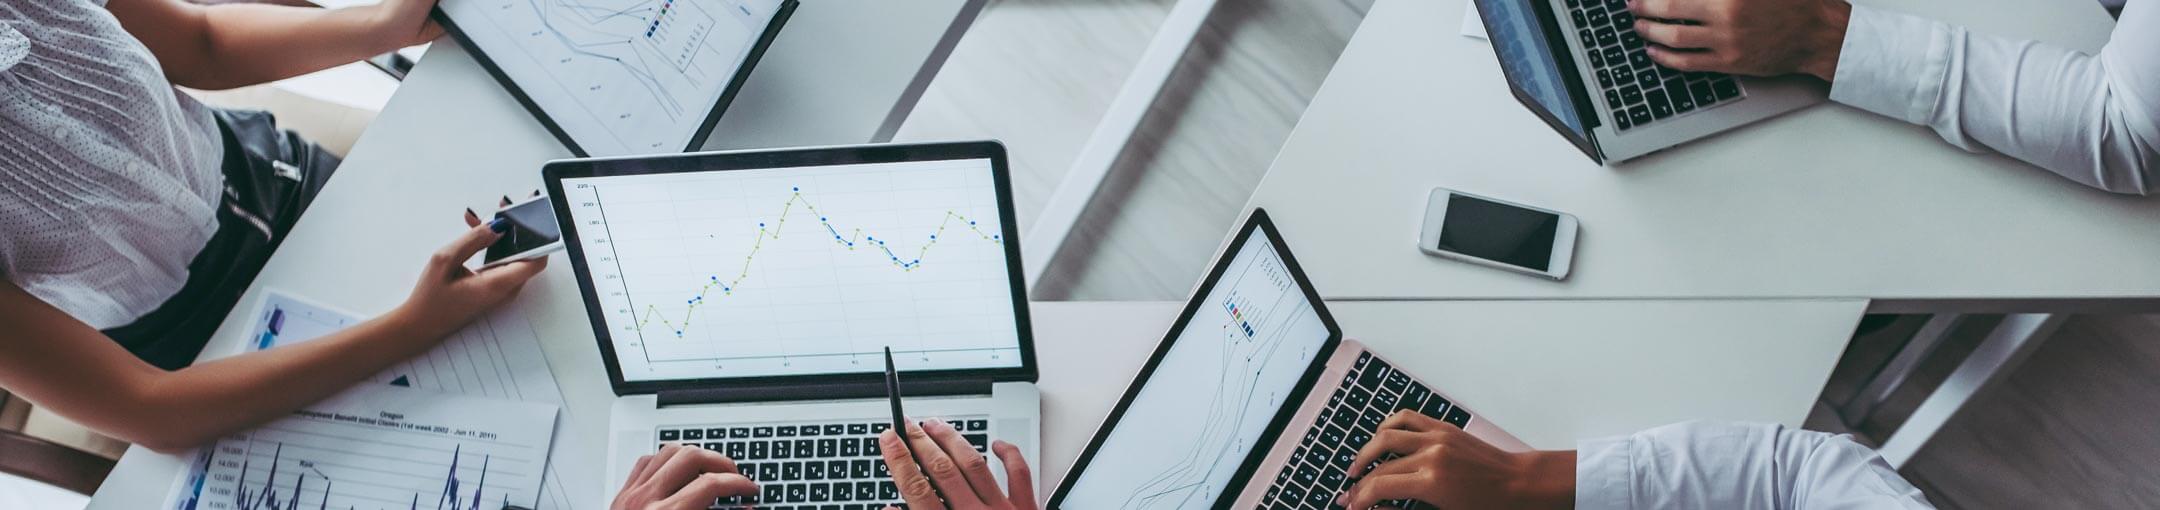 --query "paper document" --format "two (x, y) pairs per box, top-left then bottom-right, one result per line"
(166, 384), (558, 510)
(166, 290), (588, 510)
